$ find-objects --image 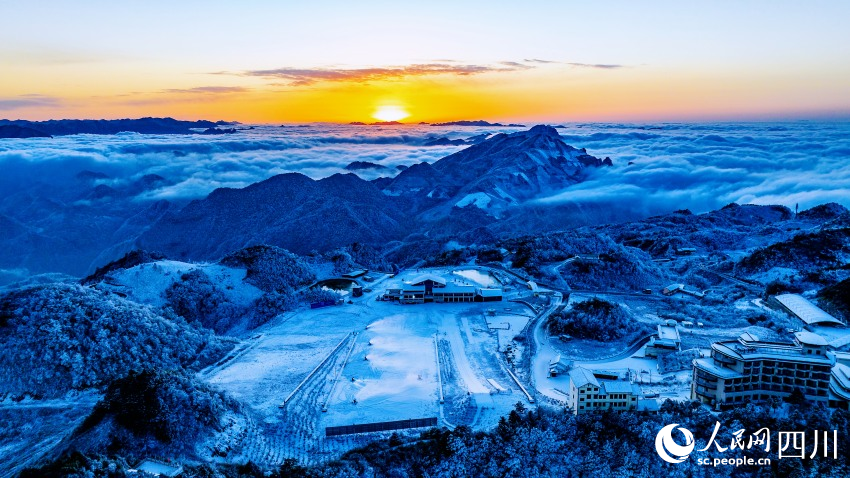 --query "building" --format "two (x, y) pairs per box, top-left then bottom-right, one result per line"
(433, 283), (476, 302)
(644, 324), (681, 357)
(568, 367), (641, 414)
(691, 331), (832, 408)
(773, 294), (844, 326)
(549, 354), (571, 376)
(676, 247), (697, 255)
(476, 288), (503, 302)
(662, 283), (705, 299)
(400, 285), (426, 304)
(662, 283), (684, 296)
(342, 270), (368, 279)
(384, 286), (403, 301)
(386, 273), (503, 304)
(828, 351), (850, 410)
